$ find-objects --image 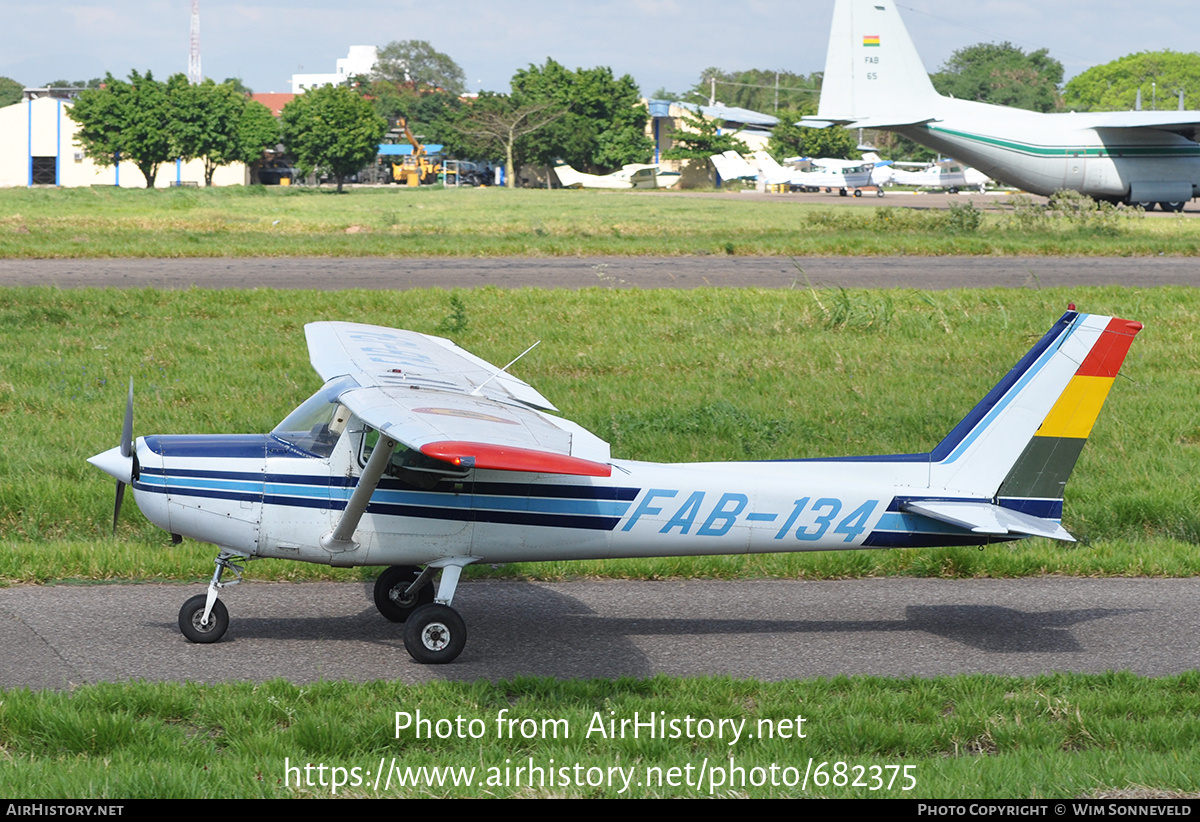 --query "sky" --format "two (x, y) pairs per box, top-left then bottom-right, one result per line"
(2, 0), (1199, 102)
